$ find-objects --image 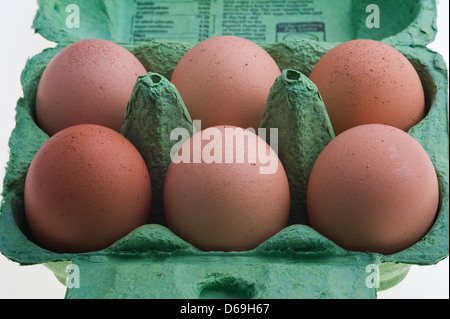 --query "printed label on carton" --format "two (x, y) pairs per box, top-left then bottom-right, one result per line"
(129, 0), (352, 43)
